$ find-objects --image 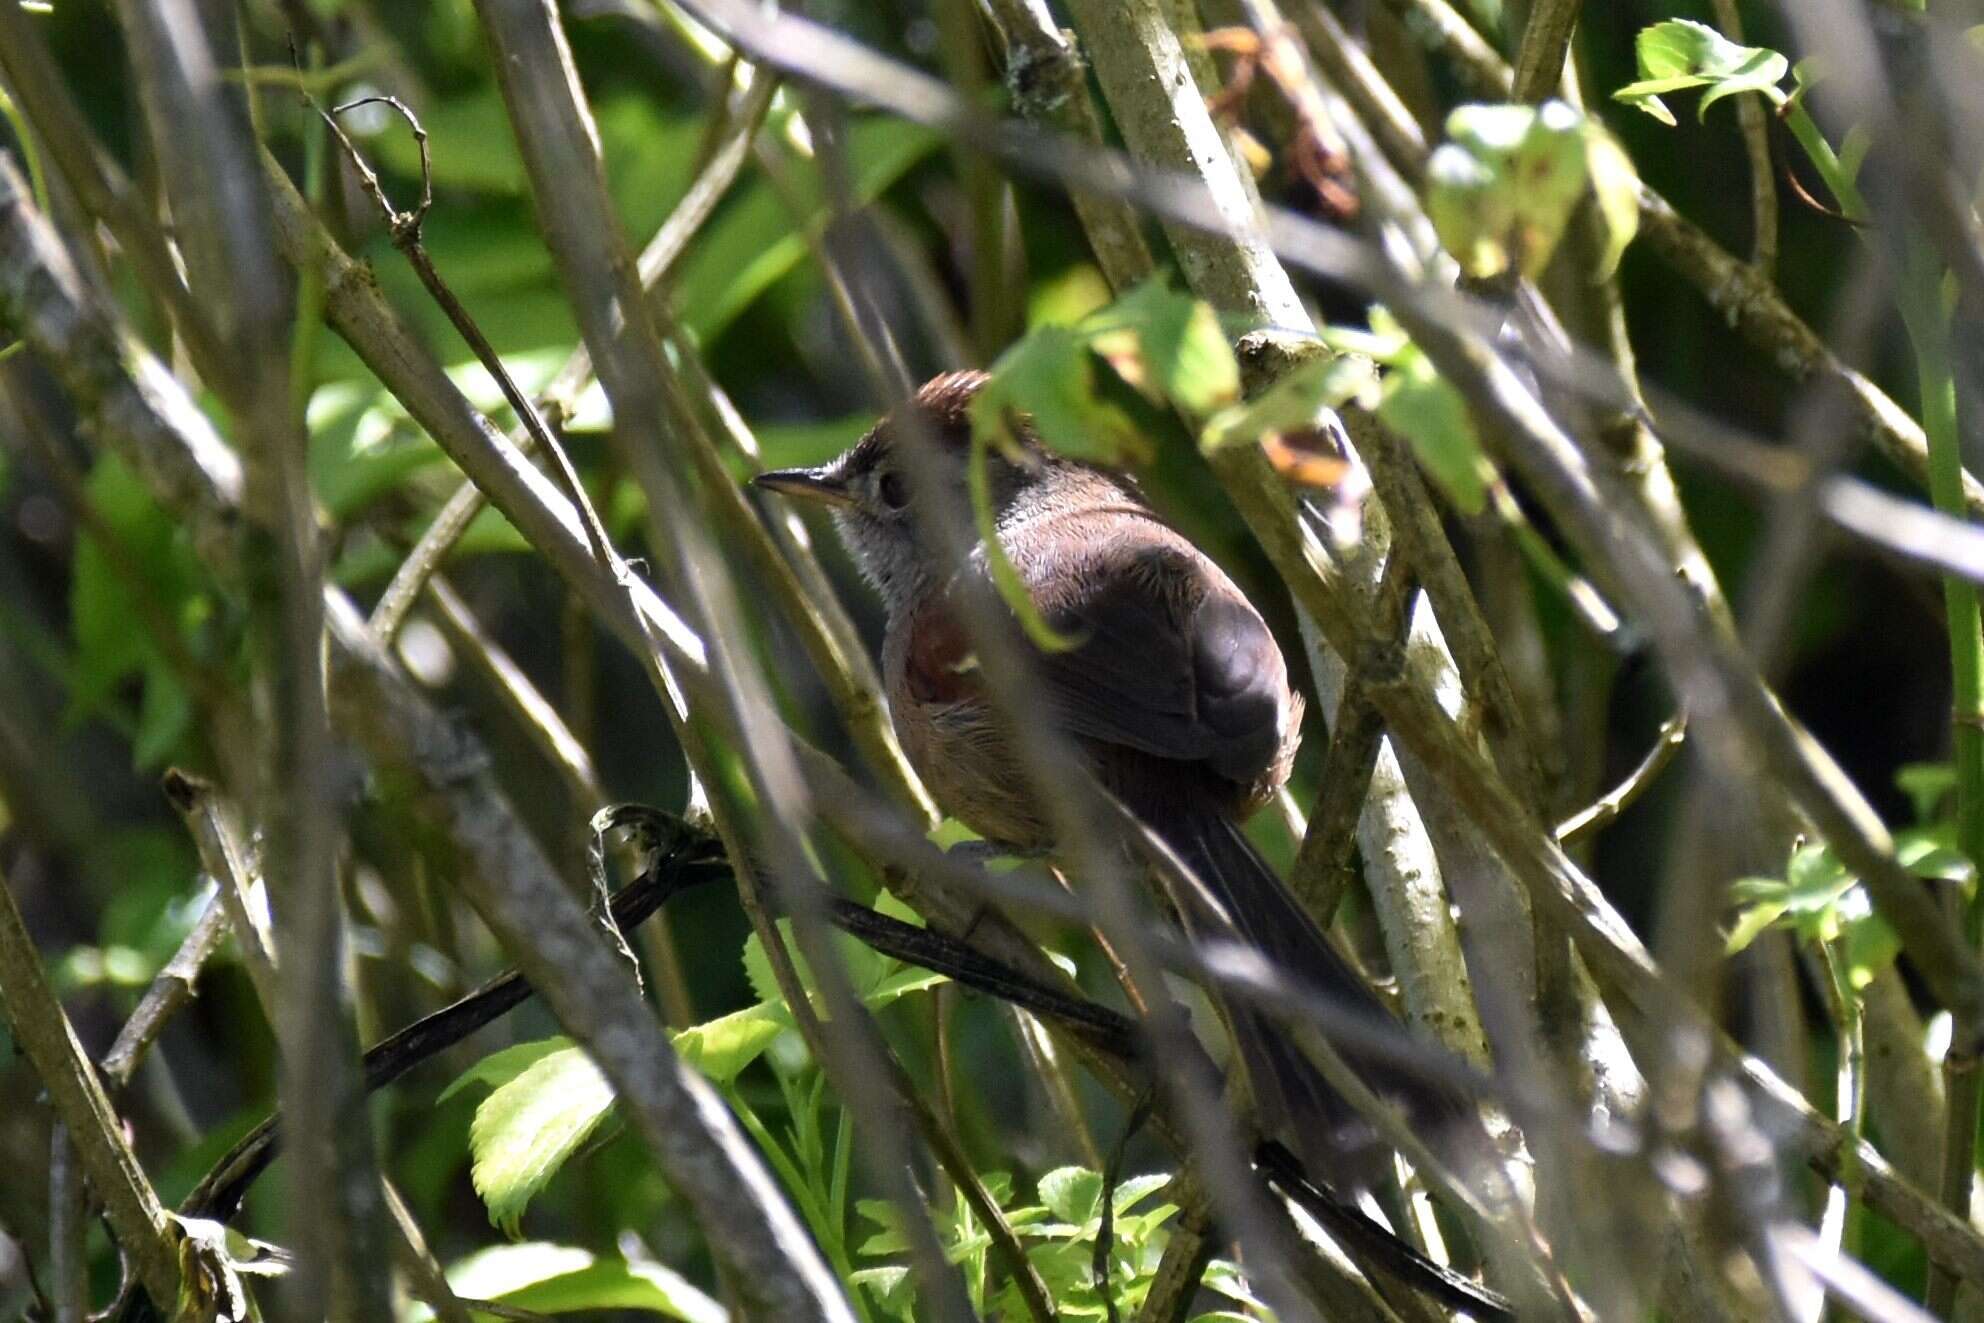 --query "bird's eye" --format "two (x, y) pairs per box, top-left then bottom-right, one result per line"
(877, 471), (909, 510)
